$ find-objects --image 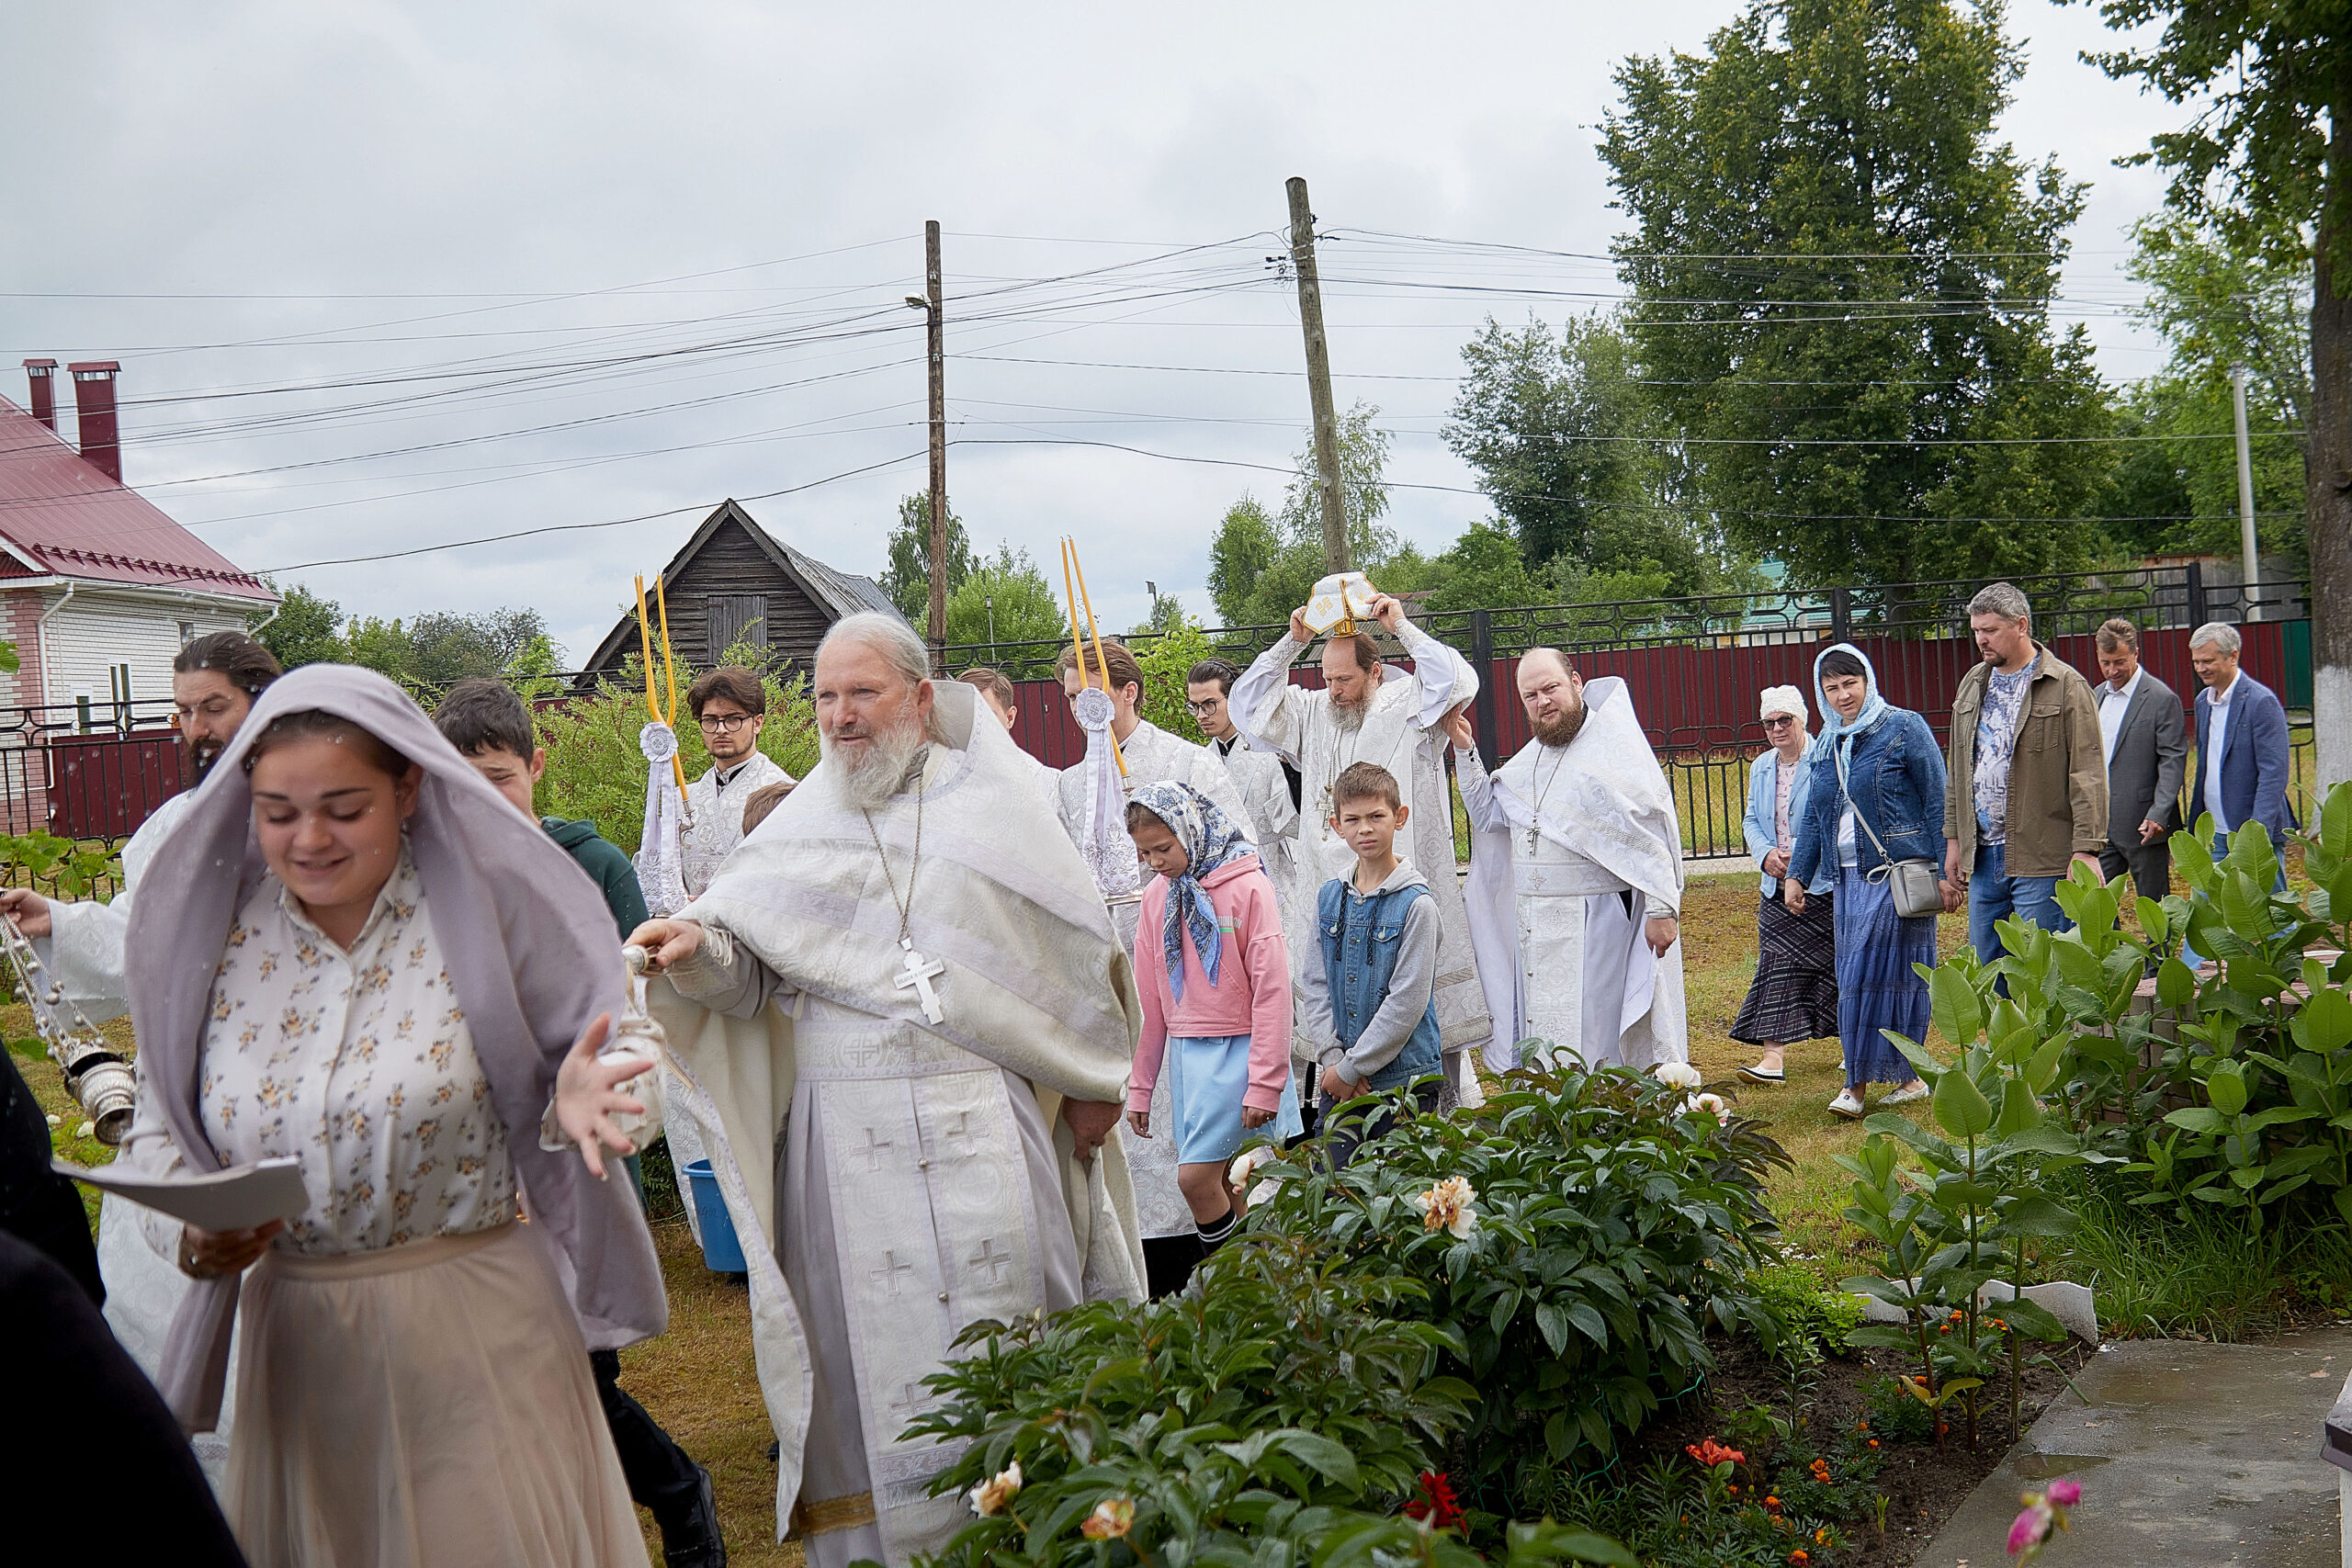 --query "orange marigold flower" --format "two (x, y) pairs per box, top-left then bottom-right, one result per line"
(1868, 1438), (1880, 1449)
(1816, 1527), (1833, 1544)
(1790, 1552), (1810, 1565)
(1765, 1495), (1781, 1509)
